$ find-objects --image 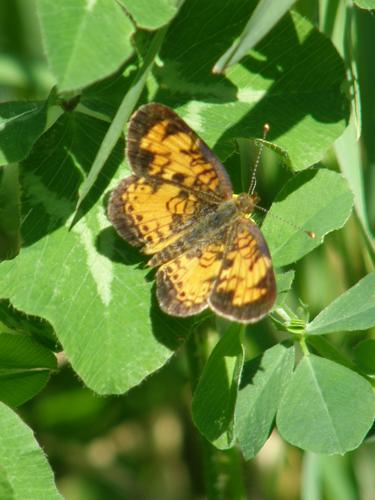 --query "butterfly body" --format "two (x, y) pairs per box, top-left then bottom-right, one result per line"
(108, 103), (276, 323)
